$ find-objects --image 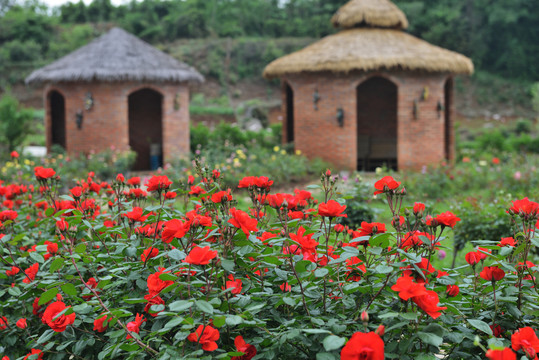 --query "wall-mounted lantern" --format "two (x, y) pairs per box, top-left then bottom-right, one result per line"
(76, 110), (84, 129)
(337, 107), (344, 127)
(313, 89), (321, 110)
(84, 92), (94, 111)
(421, 86), (429, 101)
